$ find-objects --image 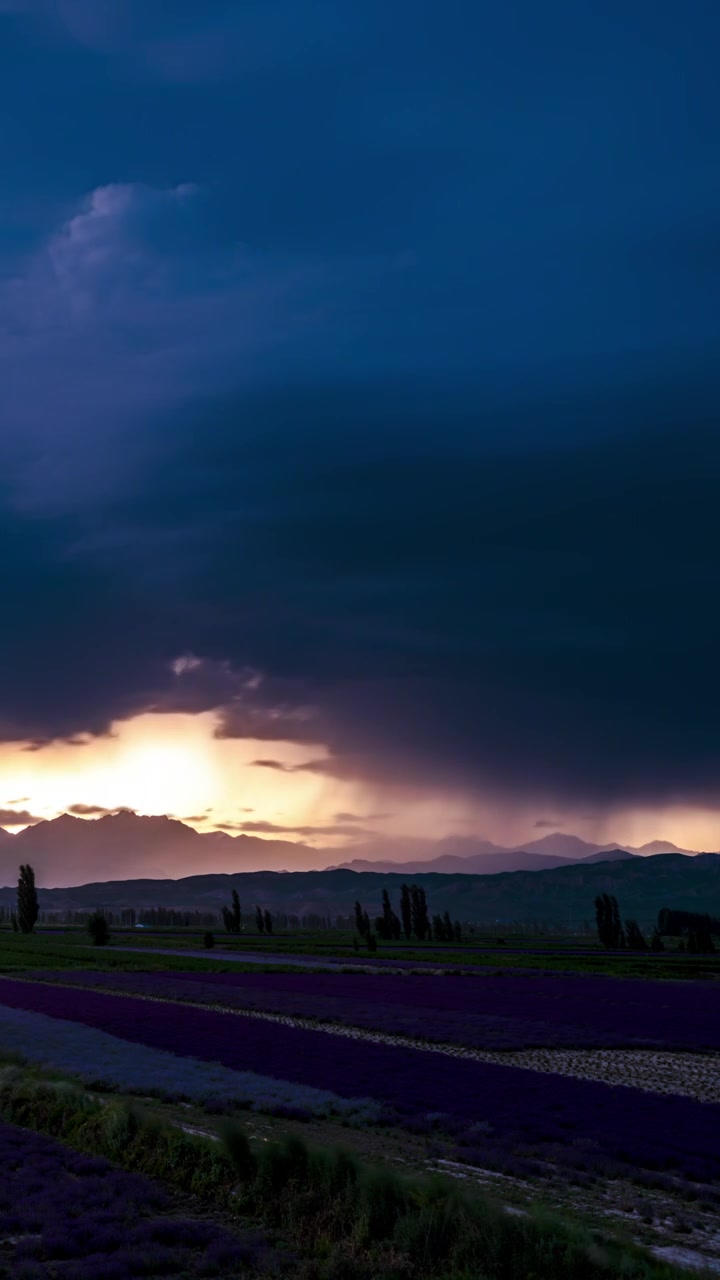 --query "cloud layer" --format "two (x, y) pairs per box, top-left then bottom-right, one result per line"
(0, 2), (719, 819)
